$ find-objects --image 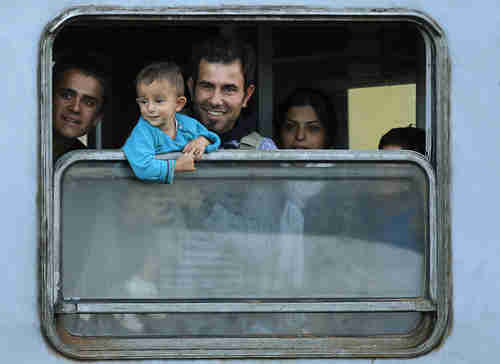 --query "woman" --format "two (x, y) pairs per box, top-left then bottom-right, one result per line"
(276, 88), (337, 149)
(271, 89), (339, 293)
